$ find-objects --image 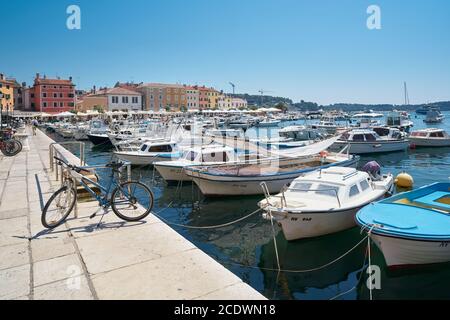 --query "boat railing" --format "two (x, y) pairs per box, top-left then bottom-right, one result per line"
(260, 182), (287, 208)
